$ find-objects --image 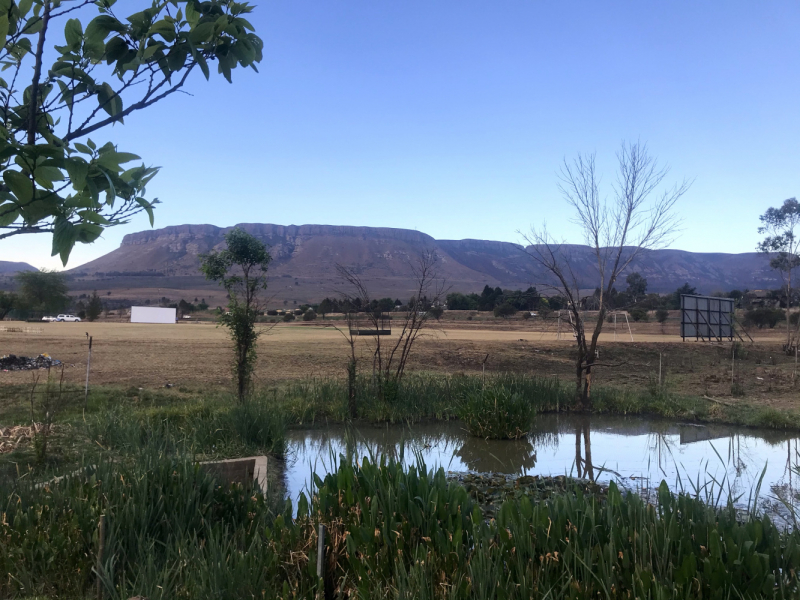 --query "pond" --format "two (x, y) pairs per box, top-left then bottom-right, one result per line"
(283, 414), (800, 524)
